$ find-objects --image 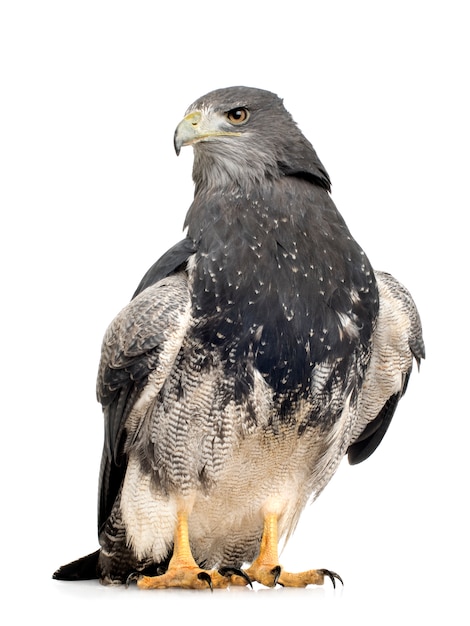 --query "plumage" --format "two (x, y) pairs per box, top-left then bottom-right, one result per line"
(54, 86), (424, 588)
